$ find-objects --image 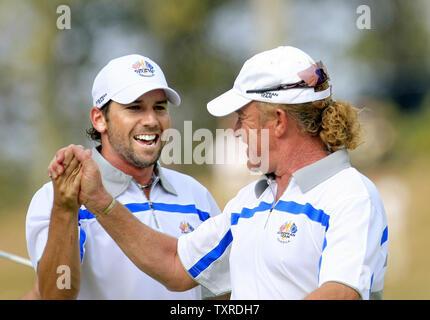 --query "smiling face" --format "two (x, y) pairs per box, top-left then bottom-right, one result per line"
(94, 89), (170, 171)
